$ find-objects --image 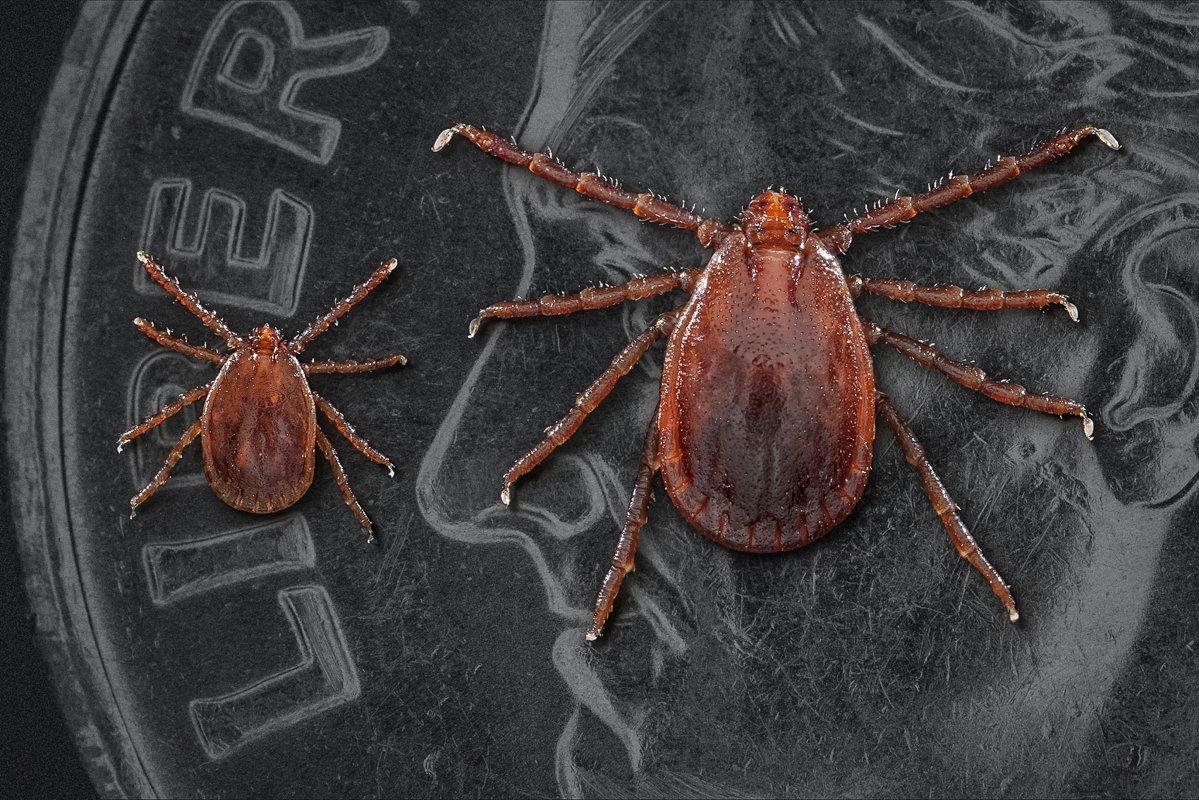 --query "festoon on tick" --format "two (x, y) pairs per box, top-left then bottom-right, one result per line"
(119, 252), (405, 541)
(434, 122), (1120, 639)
